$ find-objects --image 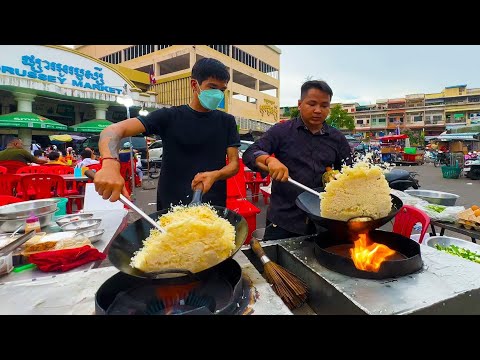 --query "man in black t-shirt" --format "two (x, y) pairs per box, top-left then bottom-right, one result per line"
(94, 58), (241, 210)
